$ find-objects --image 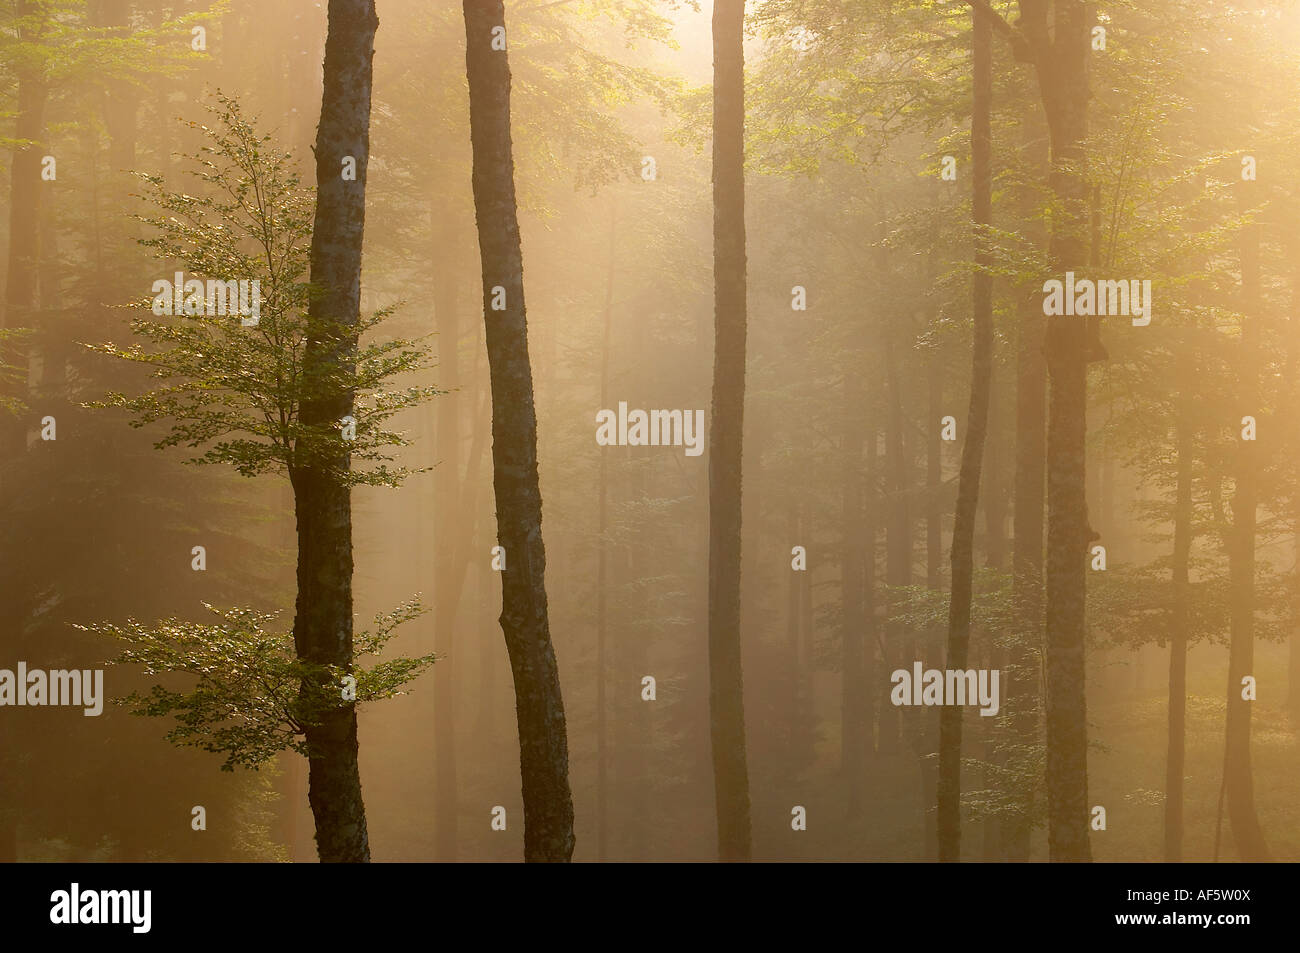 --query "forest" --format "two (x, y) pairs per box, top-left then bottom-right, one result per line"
(0, 0), (1296, 865)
